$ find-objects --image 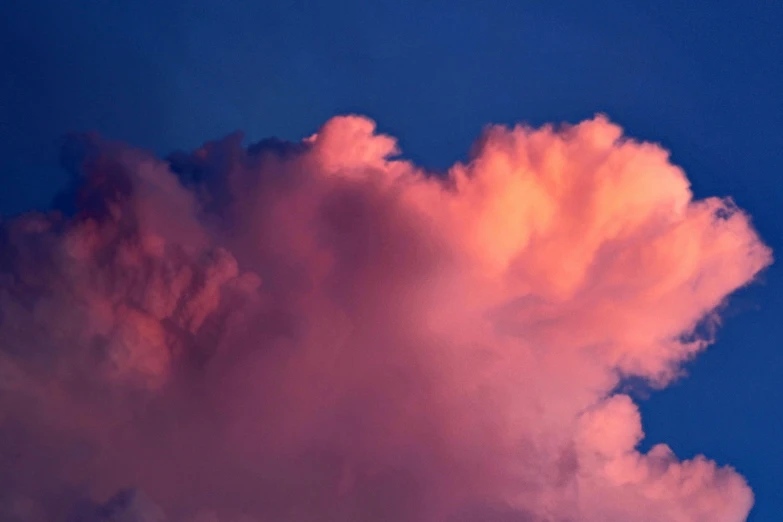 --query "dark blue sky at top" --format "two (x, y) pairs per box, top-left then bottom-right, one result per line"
(1, 0), (781, 519)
